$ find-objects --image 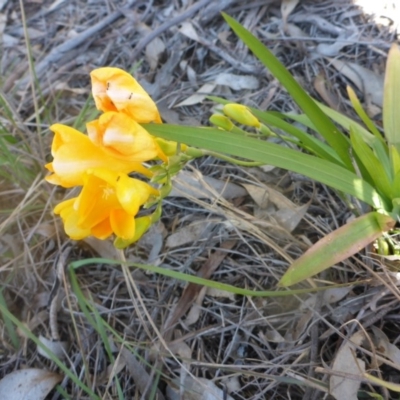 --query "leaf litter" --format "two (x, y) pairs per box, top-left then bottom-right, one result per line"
(1, 0), (400, 399)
